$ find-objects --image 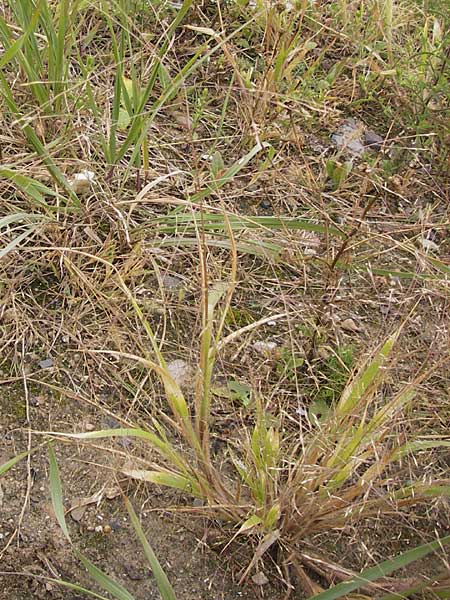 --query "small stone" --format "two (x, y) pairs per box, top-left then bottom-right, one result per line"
(340, 318), (360, 332)
(167, 359), (192, 388)
(192, 498), (204, 508)
(364, 130), (384, 150)
(331, 118), (365, 157)
(421, 238), (439, 253)
(252, 571), (269, 586)
(162, 275), (183, 292)
(110, 520), (121, 532)
(94, 525), (103, 533)
(85, 423), (95, 431)
(38, 358), (54, 369)
(260, 199), (272, 210)
(70, 506), (87, 523)
(102, 416), (121, 429)
(103, 524), (112, 534)
(124, 563), (146, 581)
(105, 486), (121, 500)
(253, 340), (278, 355)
